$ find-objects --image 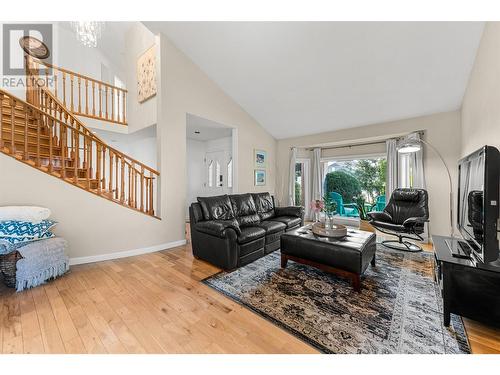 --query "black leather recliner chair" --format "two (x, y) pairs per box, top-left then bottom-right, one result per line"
(367, 188), (429, 252)
(189, 192), (304, 269)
